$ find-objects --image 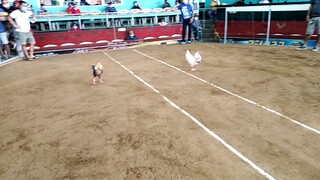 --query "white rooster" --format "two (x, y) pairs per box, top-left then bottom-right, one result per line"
(185, 50), (202, 72)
